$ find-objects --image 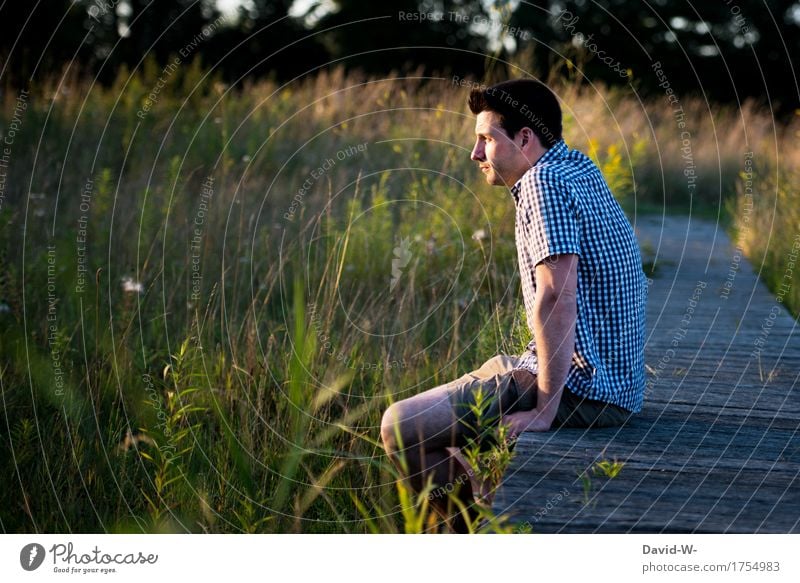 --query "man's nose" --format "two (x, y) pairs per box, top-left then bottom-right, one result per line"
(470, 140), (484, 161)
